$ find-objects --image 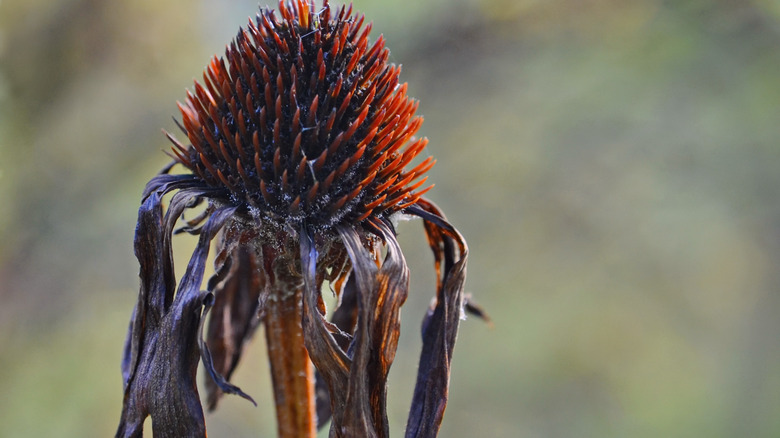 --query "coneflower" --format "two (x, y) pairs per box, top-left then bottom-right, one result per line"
(117, 1), (483, 437)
